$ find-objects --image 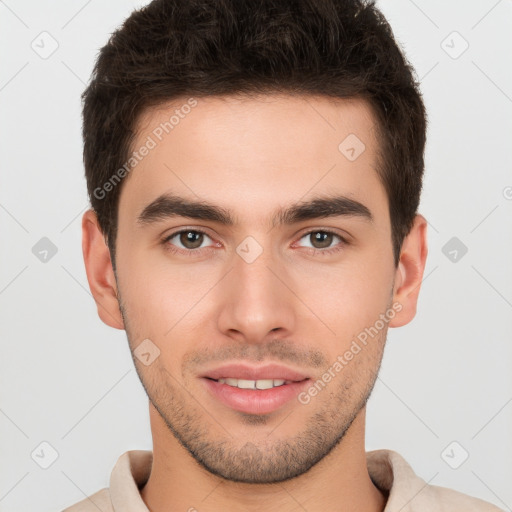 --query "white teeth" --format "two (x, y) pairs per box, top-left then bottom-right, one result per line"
(256, 379), (275, 390)
(217, 378), (288, 389)
(238, 379), (256, 389)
